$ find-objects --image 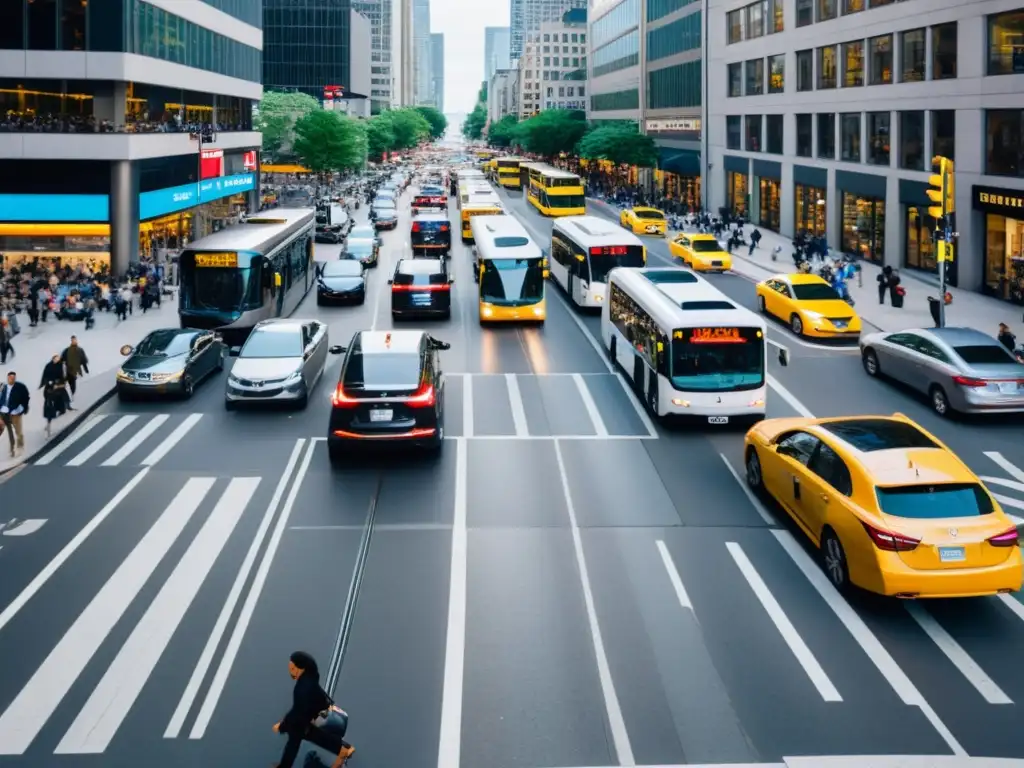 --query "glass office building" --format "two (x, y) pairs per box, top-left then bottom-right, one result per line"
(263, 0), (354, 100)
